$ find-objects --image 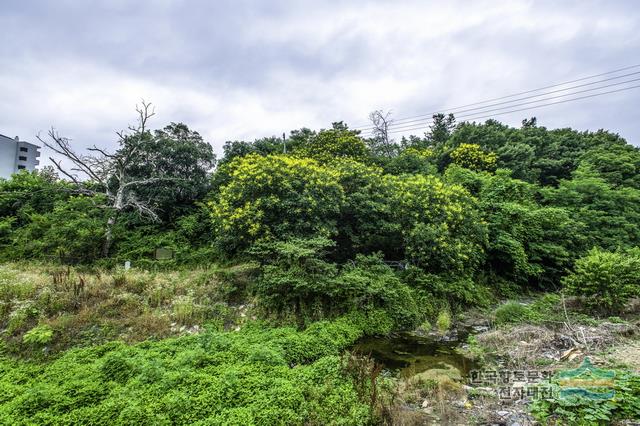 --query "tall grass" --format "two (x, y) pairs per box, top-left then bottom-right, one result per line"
(0, 262), (254, 356)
